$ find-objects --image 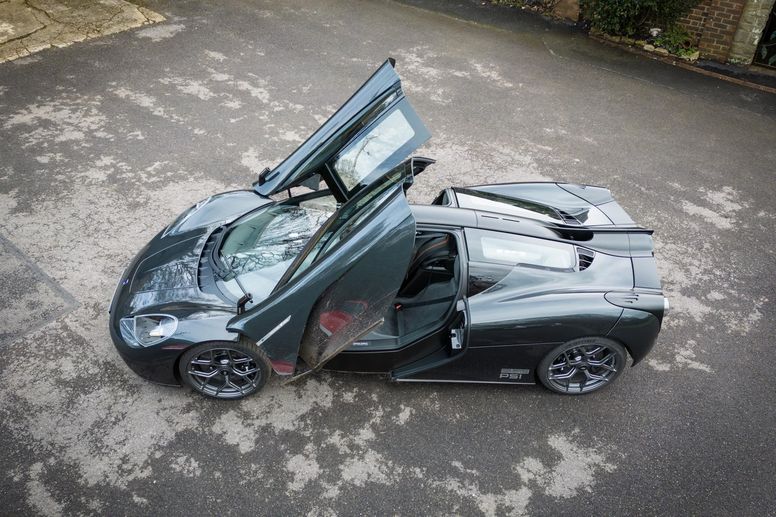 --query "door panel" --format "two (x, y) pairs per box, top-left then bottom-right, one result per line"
(256, 59), (430, 199)
(226, 182), (415, 373)
(256, 60), (401, 196)
(388, 299), (469, 379)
